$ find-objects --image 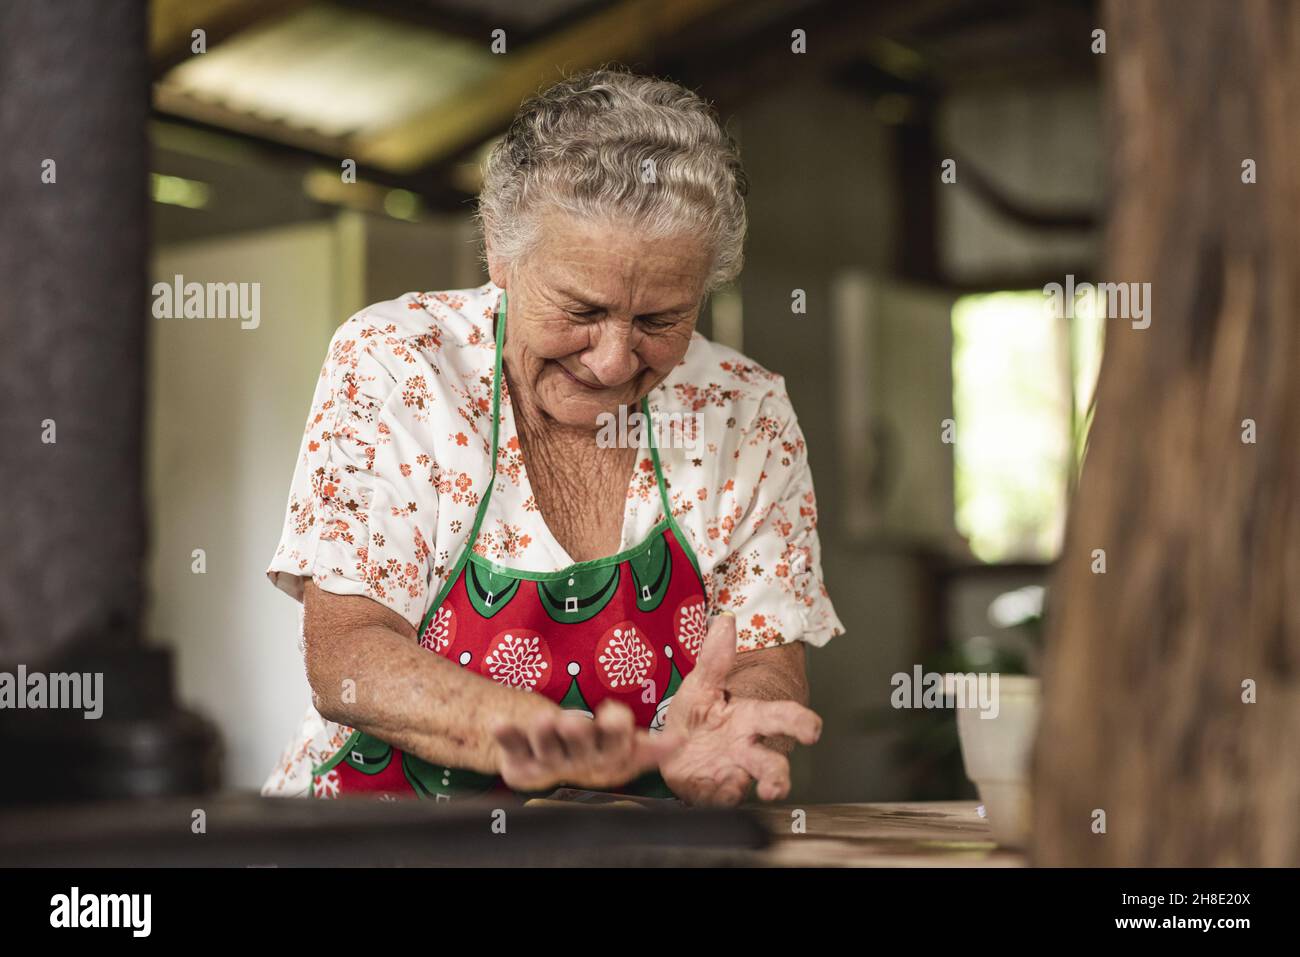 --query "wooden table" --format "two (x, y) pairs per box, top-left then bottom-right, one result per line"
(0, 795), (1026, 867)
(748, 801), (1026, 867)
